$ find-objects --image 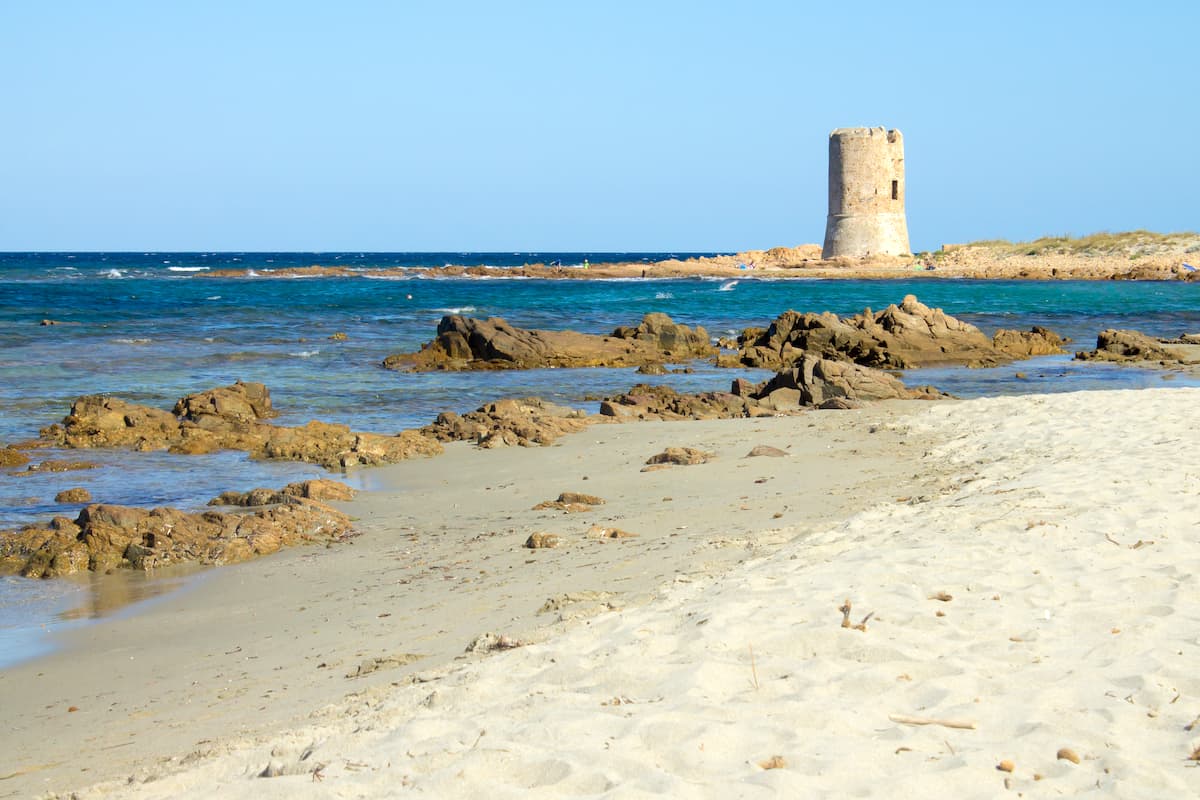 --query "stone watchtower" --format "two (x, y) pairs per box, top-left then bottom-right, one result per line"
(821, 127), (910, 258)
